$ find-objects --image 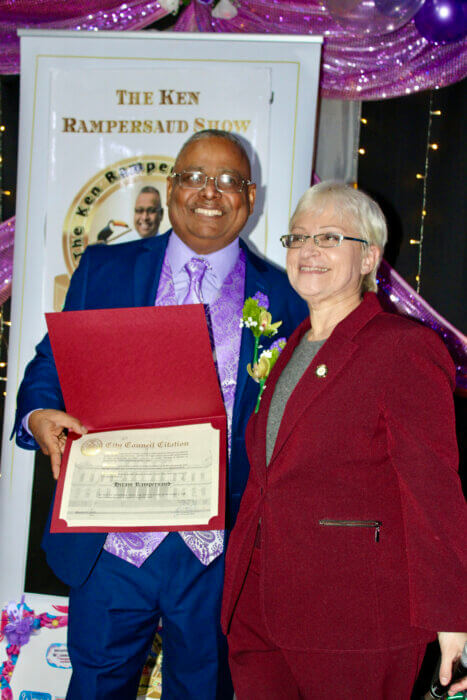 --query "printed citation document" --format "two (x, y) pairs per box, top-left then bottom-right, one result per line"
(46, 305), (227, 533)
